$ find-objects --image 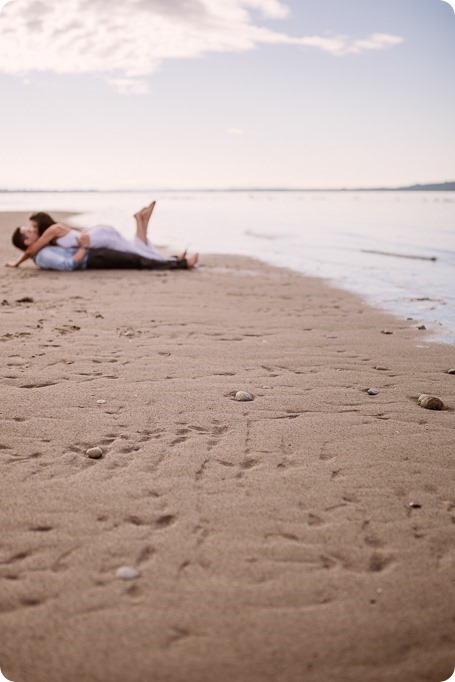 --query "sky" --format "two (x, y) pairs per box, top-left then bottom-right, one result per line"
(0, 0), (454, 190)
